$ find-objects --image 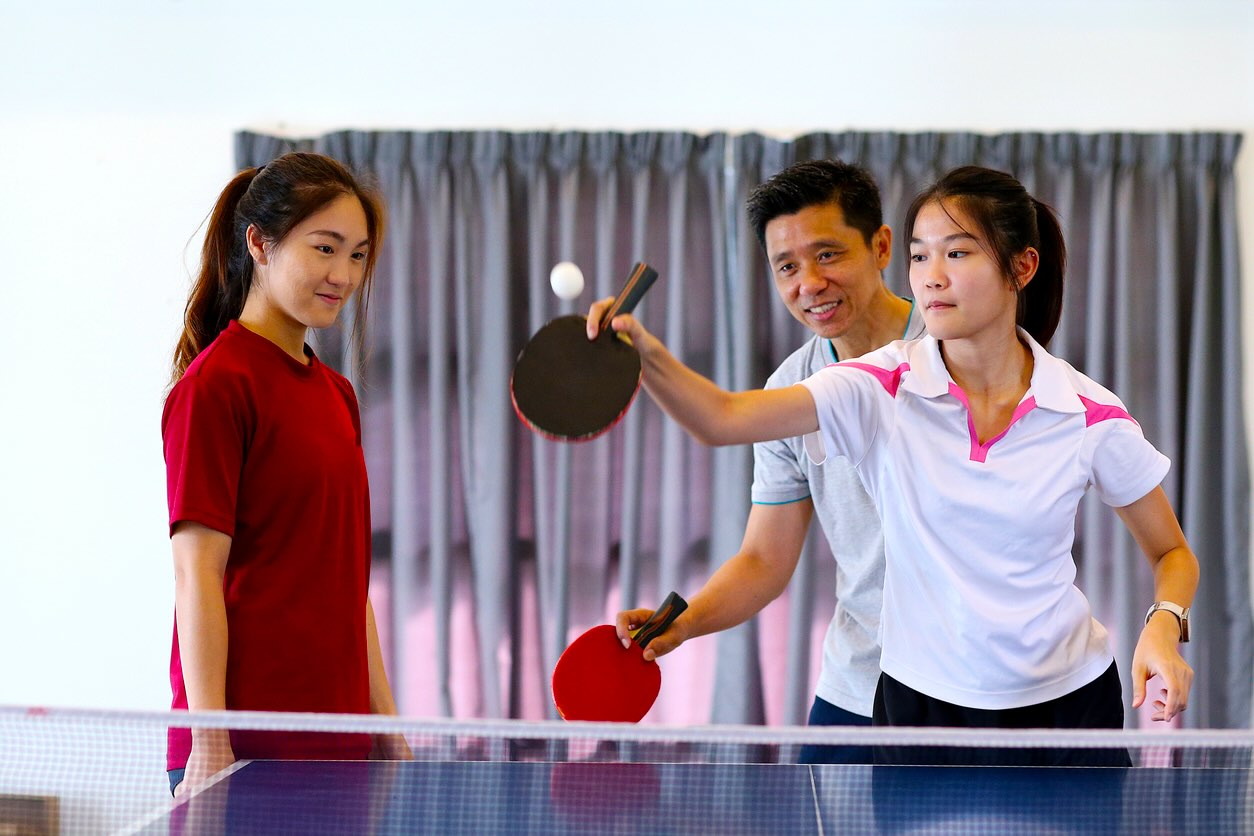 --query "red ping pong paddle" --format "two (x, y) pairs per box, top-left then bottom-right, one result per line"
(510, 262), (659, 442)
(551, 591), (687, 722)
